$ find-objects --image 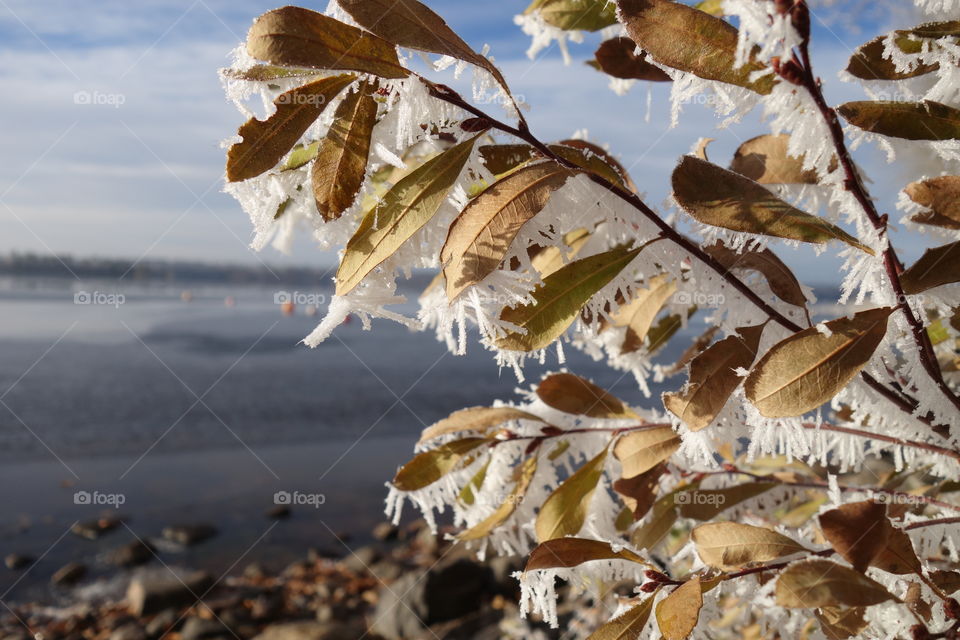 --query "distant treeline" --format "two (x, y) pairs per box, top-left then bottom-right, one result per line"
(0, 253), (330, 286)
